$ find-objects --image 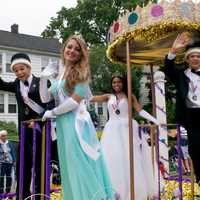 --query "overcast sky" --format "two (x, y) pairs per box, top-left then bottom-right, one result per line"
(0, 0), (77, 36)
